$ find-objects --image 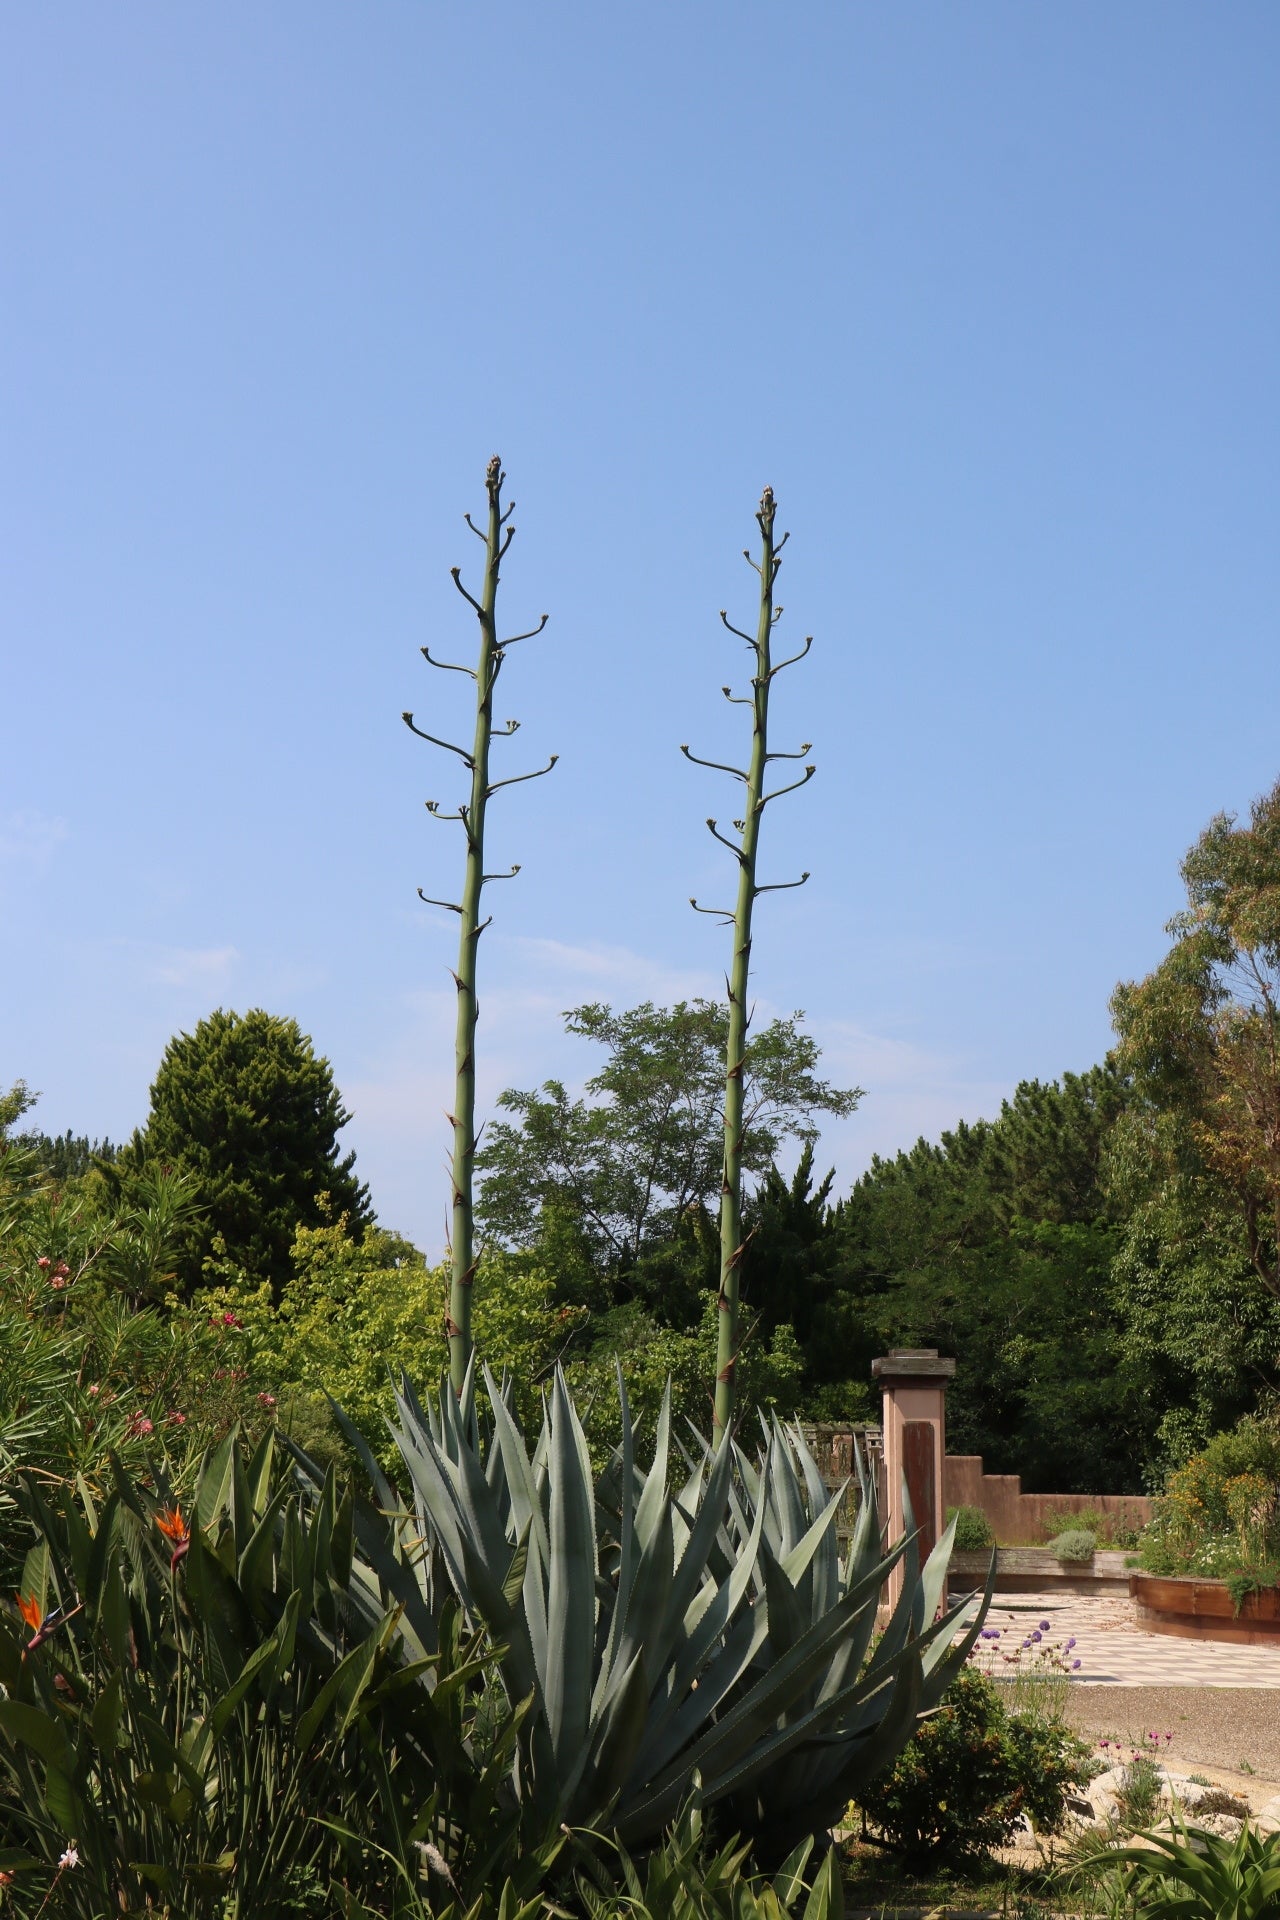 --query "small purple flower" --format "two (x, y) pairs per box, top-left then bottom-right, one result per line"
(1072, 1659), (1082, 1669)
(1066, 1637), (1077, 1649)
(1022, 1638), (1032, 1649)
(1031, 1630), (1043, 1642)
(1039, 1619), (1051, 1631)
